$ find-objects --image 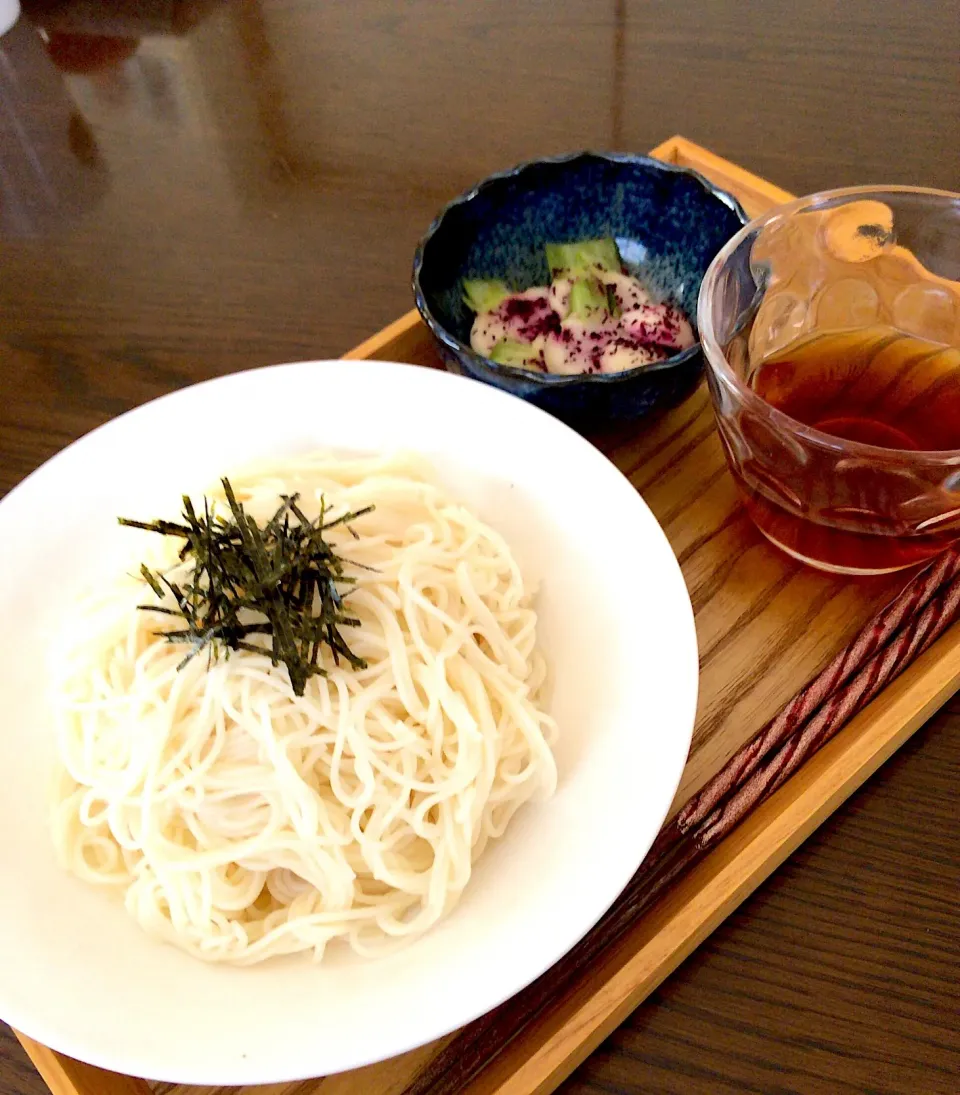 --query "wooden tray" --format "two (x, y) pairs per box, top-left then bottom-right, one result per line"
(15, 136), (960, 1095)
